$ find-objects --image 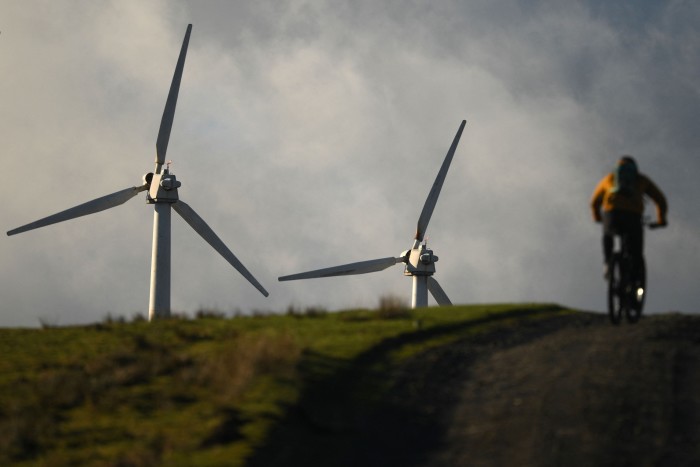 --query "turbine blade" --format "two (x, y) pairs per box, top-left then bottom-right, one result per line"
(7, 185), (147, 236)
(415, 120), (466, 243)
(172, 200), (269, 297)
(278, 256), (401, 281)
(155, 24), (192, 169)
(427, 276), (452, 306)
